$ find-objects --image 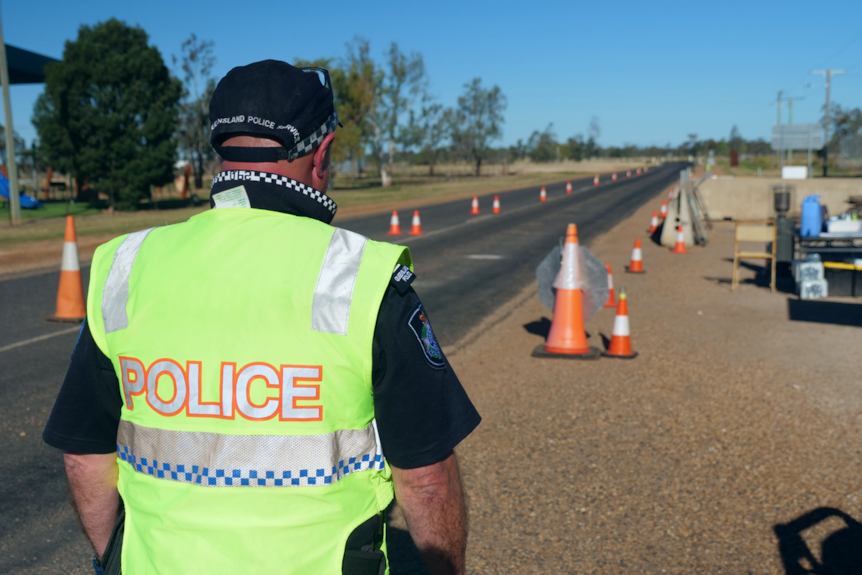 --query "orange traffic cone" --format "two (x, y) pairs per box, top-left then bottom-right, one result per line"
(626, 170), (631, 178)
(492, 195), (501, 214)
(604, 263), (617, 308)
(470, 196), (480, 215)
(46, 216), (86, 323)
(566, 181), (572, 194)
(532, 224), (599, 359)
(387, 211), (402, 235)
(409, 210), (423, 235)
(602, 290), (638, 359)
(644, 167), (649, 174)
(612, 172), (617, 182)
(626, 239), (645, 273)
(660, 201), (668, 219)
(649, 211), (660, 233)
(668, 188), (674, 199)
(671, 226), (687, 254)
(593, 174), (599, 187)
(539, 187), (547, 202)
